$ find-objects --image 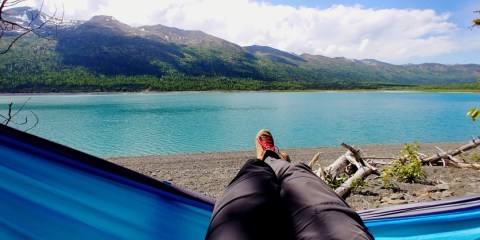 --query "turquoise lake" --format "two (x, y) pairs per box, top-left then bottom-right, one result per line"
(2, 92), (479, 157)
